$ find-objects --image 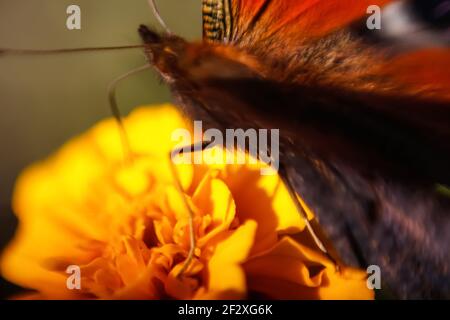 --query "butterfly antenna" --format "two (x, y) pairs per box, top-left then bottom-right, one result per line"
(148, 0), (172, 34)
(279, 164), (340, 270)
(0, 45), (145, 56)
(108, 63), (152, 163)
